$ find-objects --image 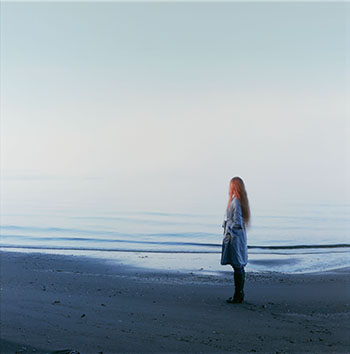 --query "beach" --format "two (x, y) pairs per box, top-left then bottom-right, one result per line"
(0, 251), (349, 354)
(2, 0), (349, 352)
